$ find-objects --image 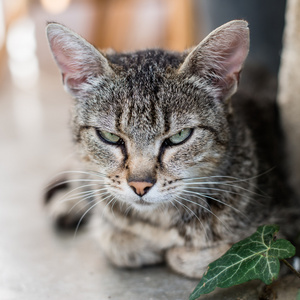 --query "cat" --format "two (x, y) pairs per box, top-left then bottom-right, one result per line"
(44, 20), (298, 278)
